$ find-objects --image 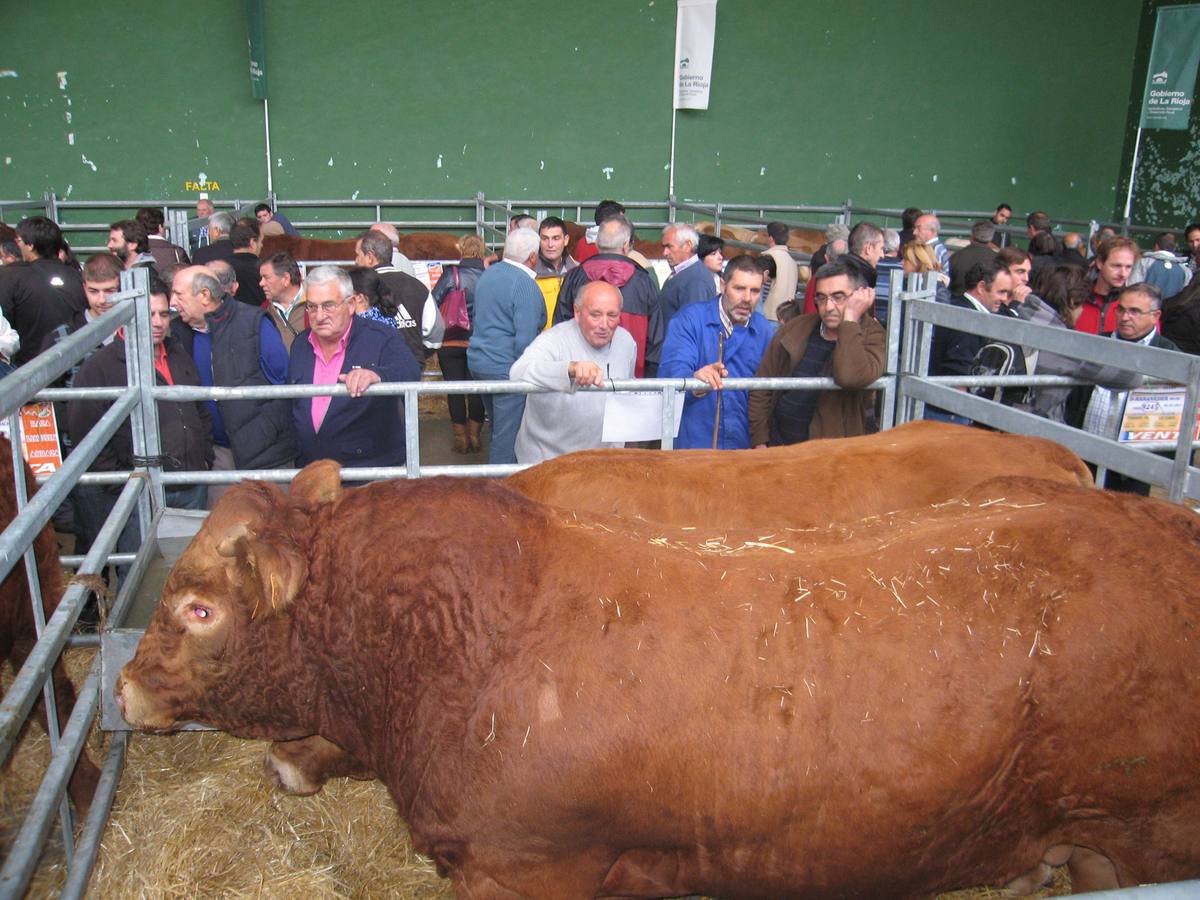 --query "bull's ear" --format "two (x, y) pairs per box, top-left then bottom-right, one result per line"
(216, 524), (307, 616)
(290, 460), (342, 506)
